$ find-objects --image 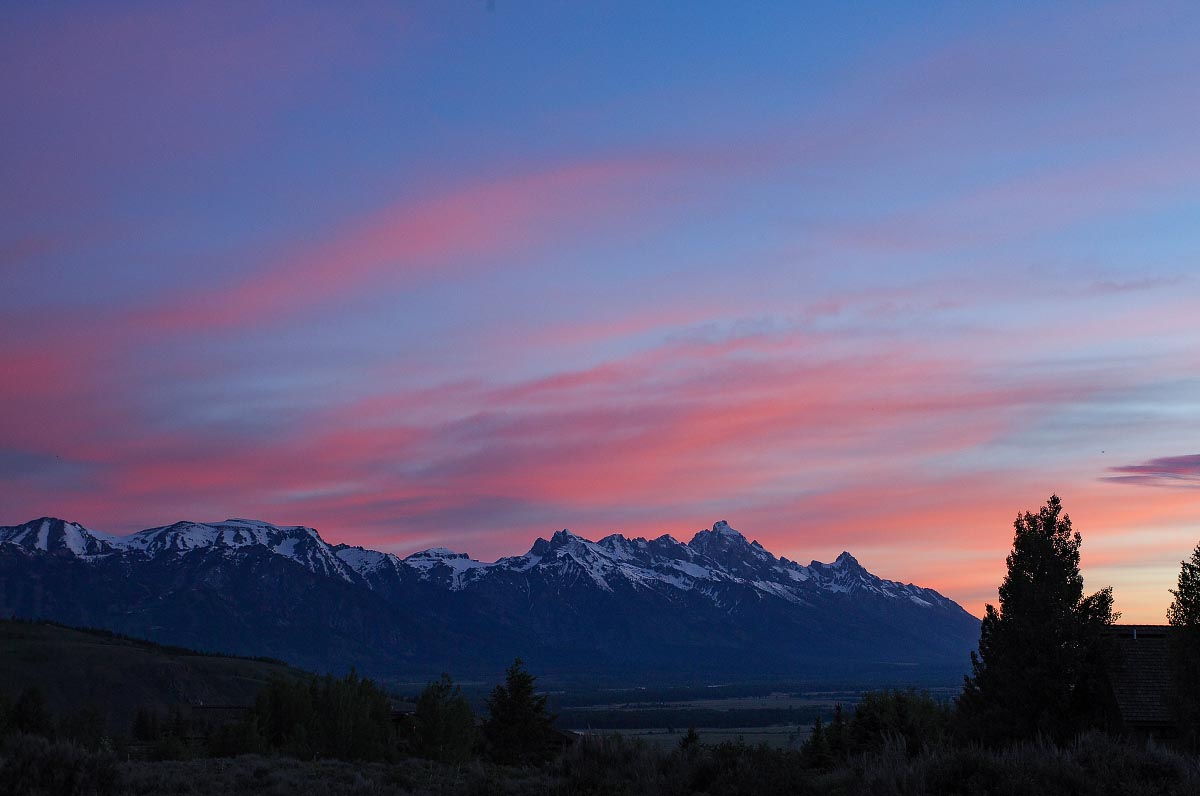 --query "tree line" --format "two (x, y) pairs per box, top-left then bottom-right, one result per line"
(125, 658), (564, 765)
